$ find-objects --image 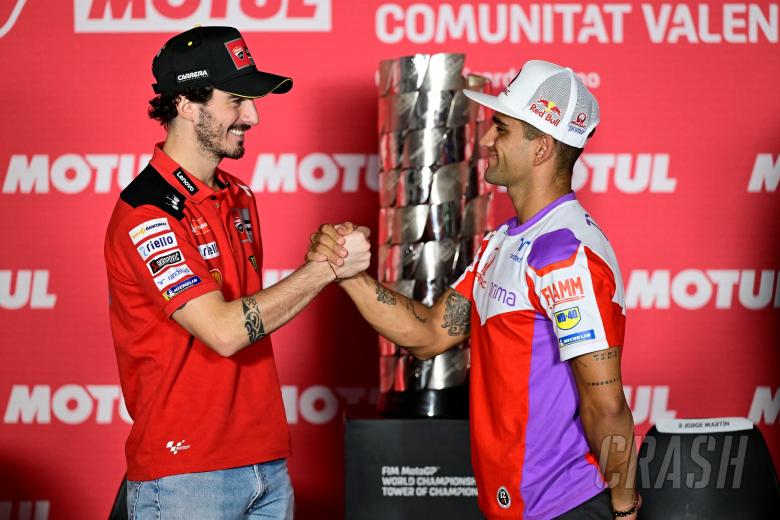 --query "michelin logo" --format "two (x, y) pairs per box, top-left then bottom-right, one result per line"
(559, 329), (595, 346)
(163, 276), (201, 301)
